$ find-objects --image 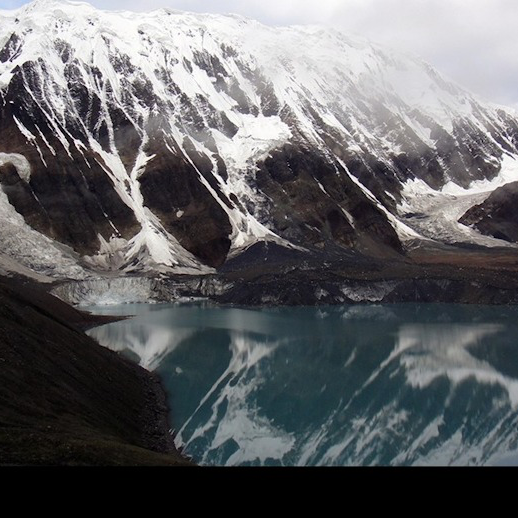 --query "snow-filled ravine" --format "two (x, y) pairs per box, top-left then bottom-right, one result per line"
(86, 302), (518, 466)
